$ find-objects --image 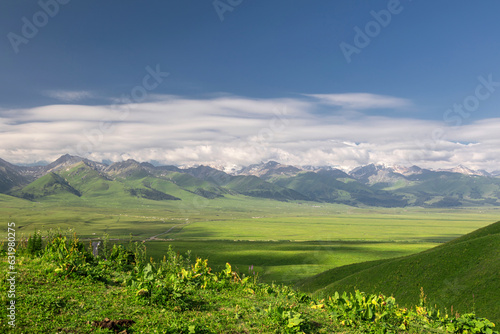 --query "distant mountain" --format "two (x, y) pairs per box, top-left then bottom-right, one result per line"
(1, 155), (500, 207)
(224, 174), (310, 201)
(182, 164), (308, 201)
(438, 165), (491, 177)
(315, 168), (352, 179)
(388, 165), (424, 177)
(395, 171), (500, 207)
(57, 161), (116, 197)
(349, 164), (409, 188)
(105, 159), (150, 179)
(29, 154), (108, 178)
(183, 165), (233, 186)
(272, 171), (407, 207)
(236, 161), (302, 180)
(0, 158), (29, 192)
(13, 172), (81, 200)
(141, 162), (182, 175)
(159, 170), (228, 199)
